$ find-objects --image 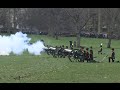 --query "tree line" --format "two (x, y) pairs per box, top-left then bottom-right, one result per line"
(0, 8), (120, 48)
